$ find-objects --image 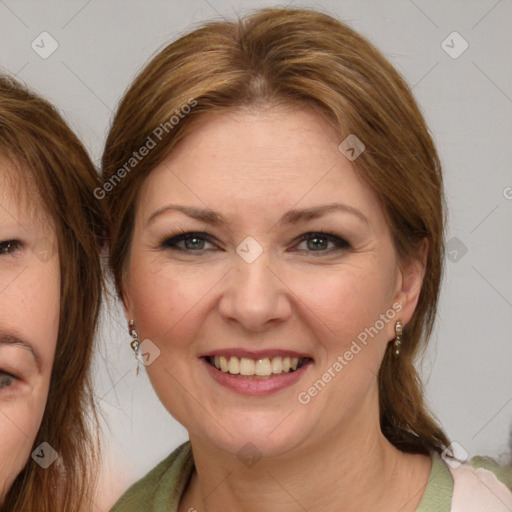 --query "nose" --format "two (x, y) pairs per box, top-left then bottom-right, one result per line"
(217, 249), (292, 332)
